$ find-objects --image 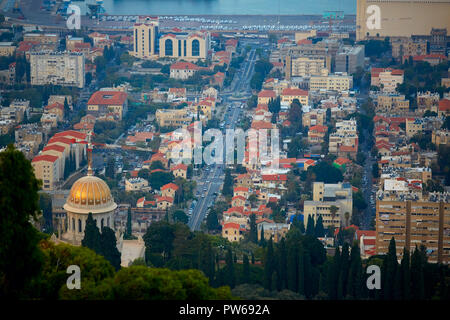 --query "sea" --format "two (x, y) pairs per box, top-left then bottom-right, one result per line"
(73, 0), (356, 15)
